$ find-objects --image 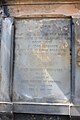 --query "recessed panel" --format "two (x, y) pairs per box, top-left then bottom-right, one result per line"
(13, 18), (71, 103)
